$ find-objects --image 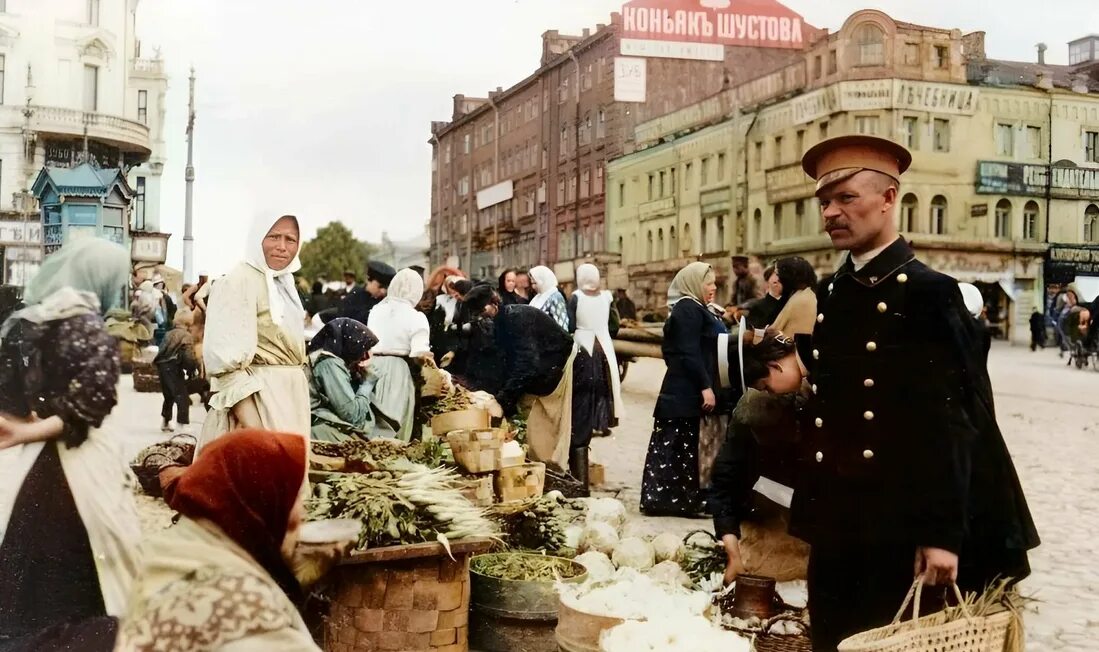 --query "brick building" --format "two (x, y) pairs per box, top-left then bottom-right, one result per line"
(428, 12), (806, 280)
